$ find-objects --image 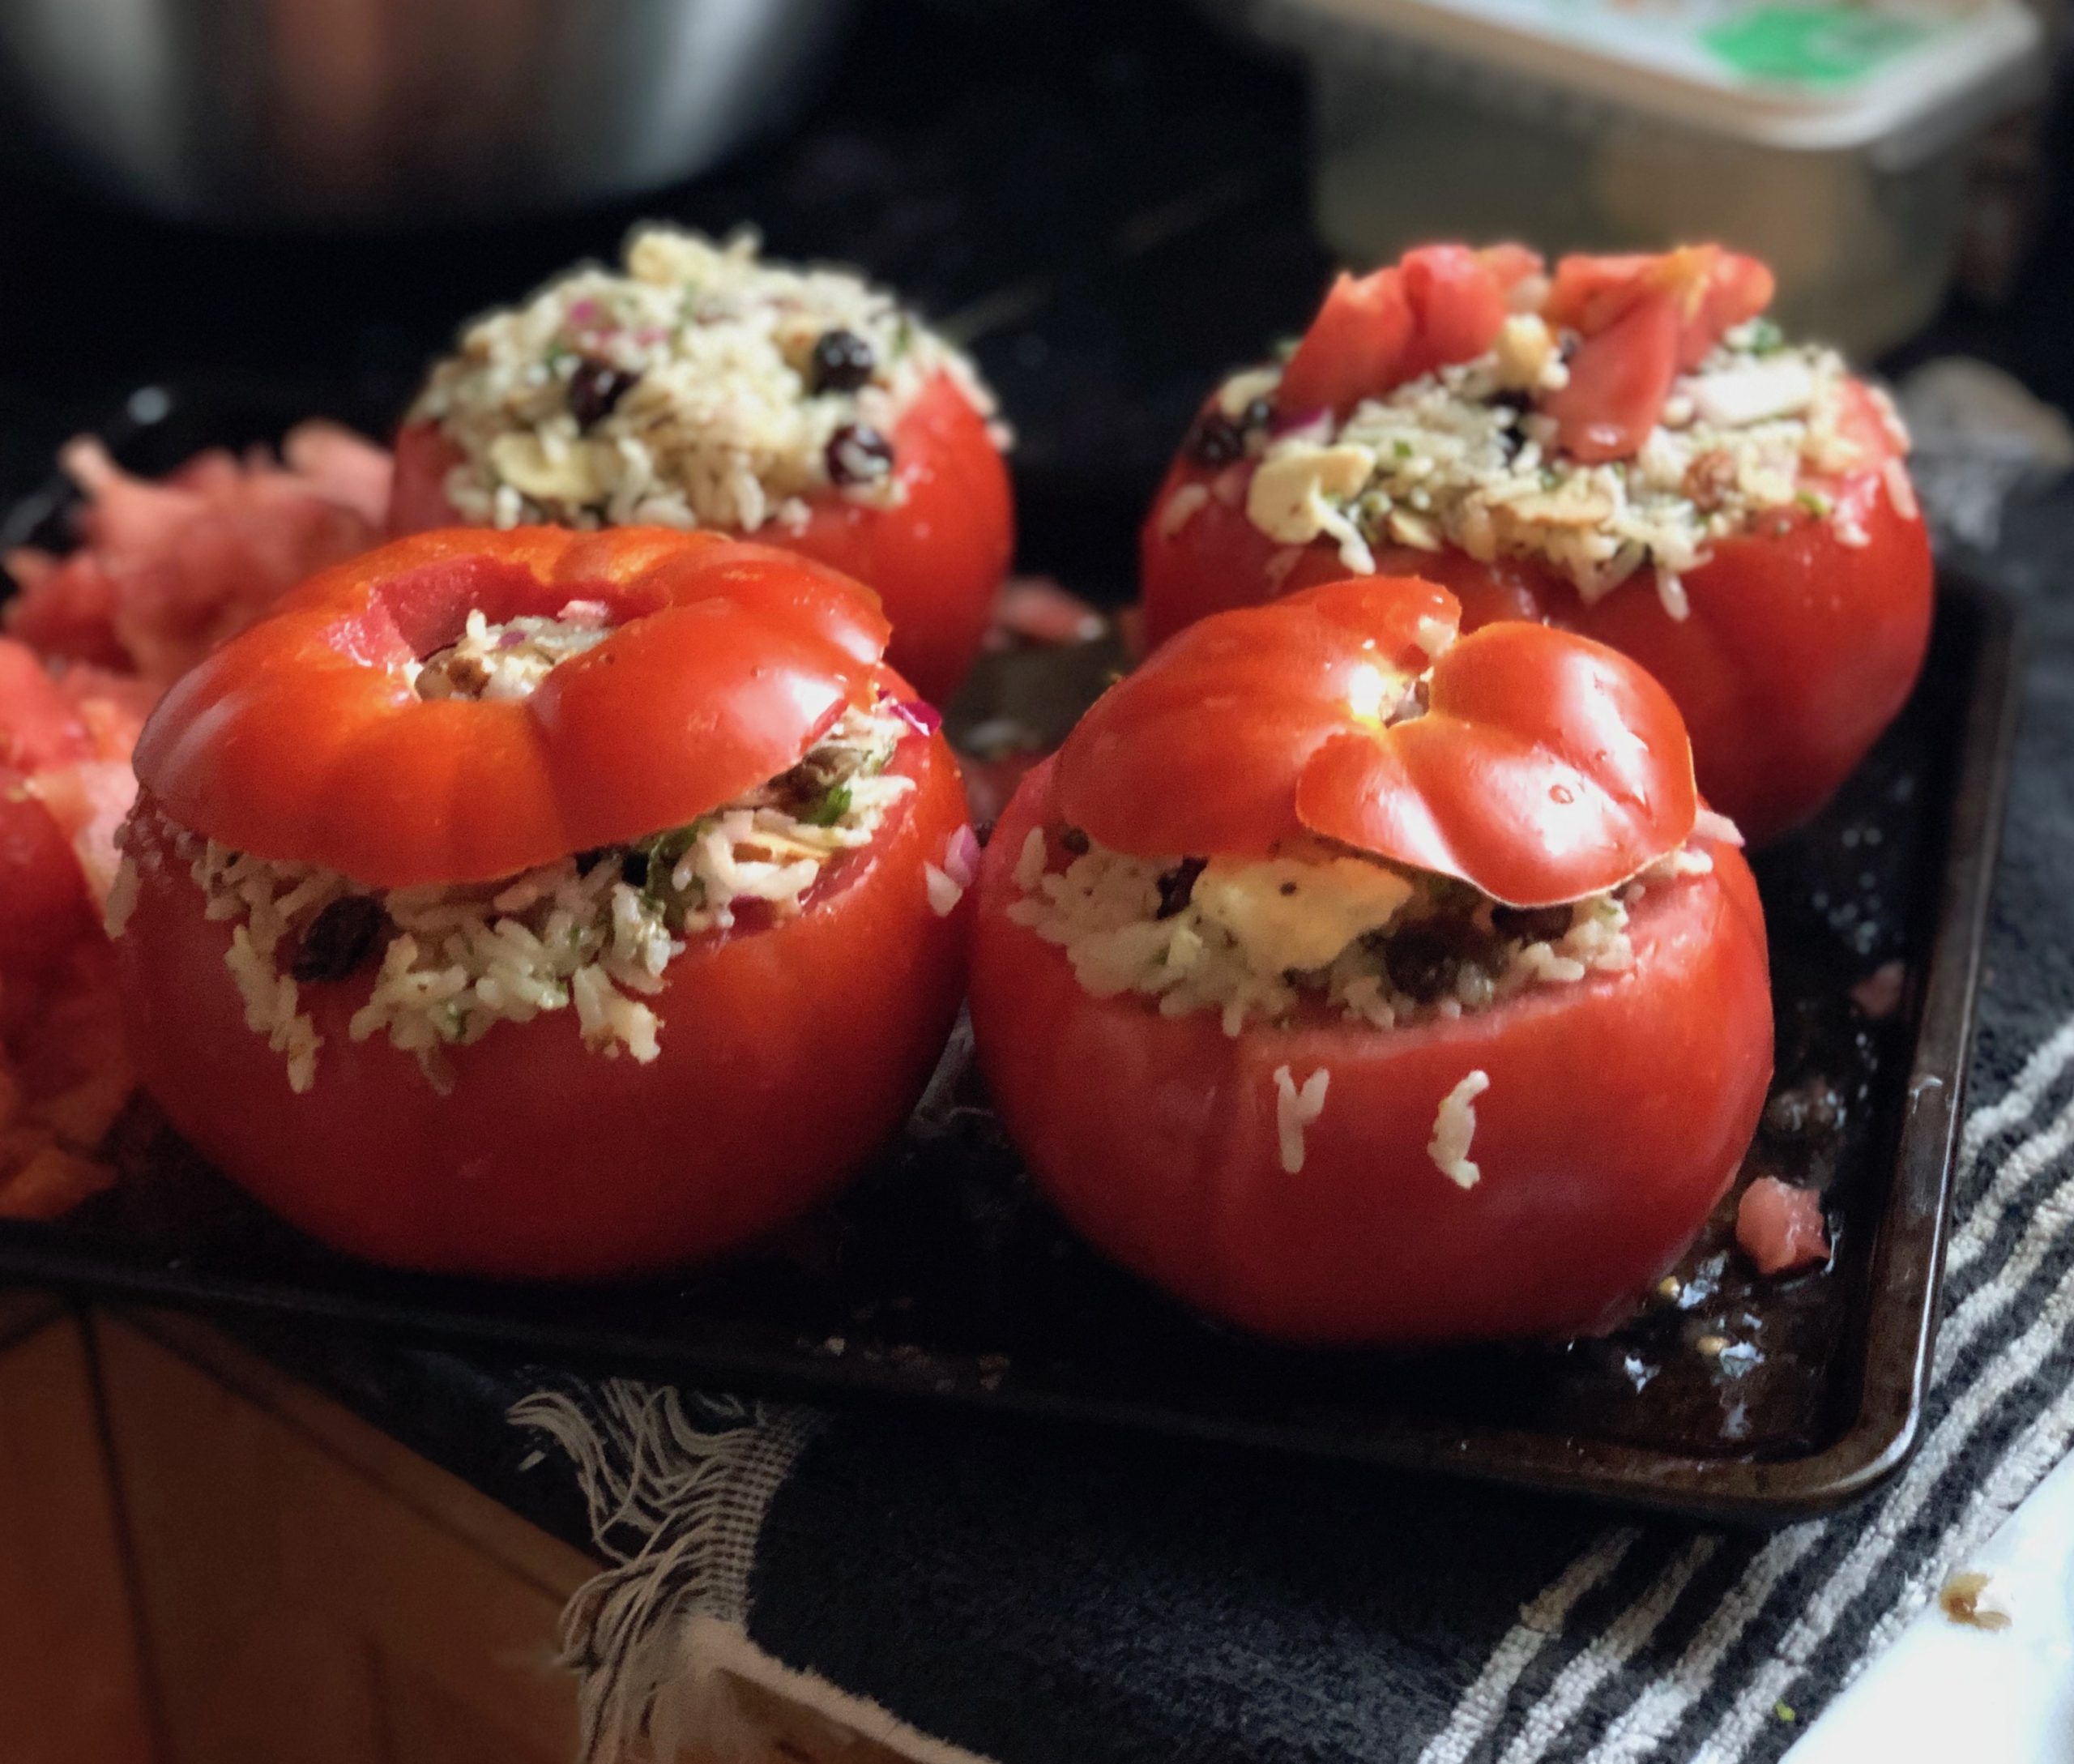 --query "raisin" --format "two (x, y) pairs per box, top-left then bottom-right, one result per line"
(1383, 921), (1491, 1003)
(621, 849), (652, 888)
(1155, 857), (1206, 920)
(290, 896), (384, 984)
(1183, 412), (1244, 467)
(567, 358), (638, 428)
(826, 424), (894, 485)
(809, 329), (876, 394)
(1059, 826), (1091, 855)
(1491, 903), (1573, 944)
